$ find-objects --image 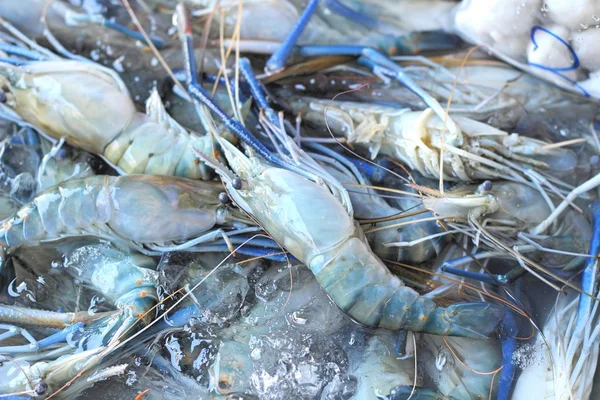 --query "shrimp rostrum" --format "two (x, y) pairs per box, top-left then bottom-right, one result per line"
(200, 134), (504, 339)
(0, 60), (233, 180)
